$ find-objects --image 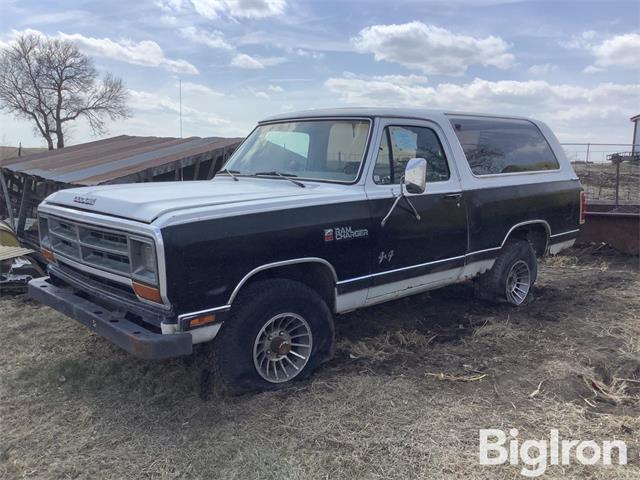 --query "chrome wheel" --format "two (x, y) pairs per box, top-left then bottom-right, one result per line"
(253, 313), (313, 383)
(505, 260), (531, 305)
